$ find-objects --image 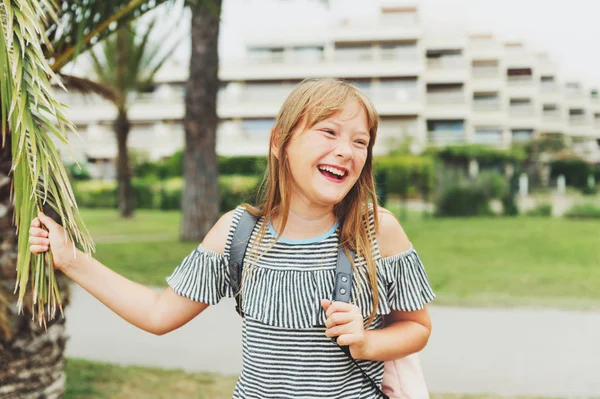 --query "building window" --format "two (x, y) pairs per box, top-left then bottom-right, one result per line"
(288, 46), (324, 63)
(247, 47), (284, 64)
(474, 127), (503, 144)
(426, 84), (464, 104)
(472, 60), (499, 78)
(379, 78), (418, 101)
(380, 41), (418, 61)
(507, 68), (533, 85)
(473, 92), (501, 110)
(511, 129), (534, 142)
(242, 119), (275, 137)
(335, 44), (373, 62)
(426, 49), (464, 69)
